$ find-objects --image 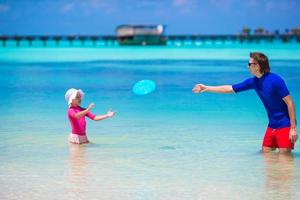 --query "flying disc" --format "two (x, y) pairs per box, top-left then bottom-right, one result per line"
(132, 80), (156, 95)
